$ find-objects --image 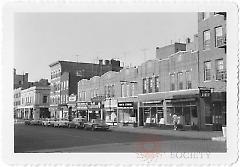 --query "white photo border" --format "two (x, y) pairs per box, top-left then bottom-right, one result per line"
(1, 1), (239, 166)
